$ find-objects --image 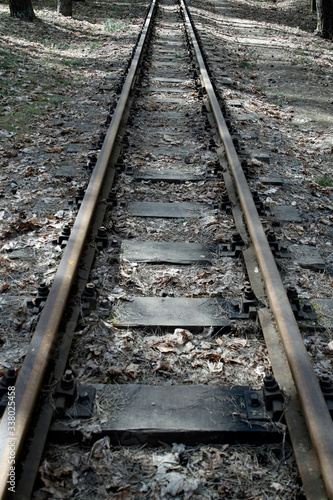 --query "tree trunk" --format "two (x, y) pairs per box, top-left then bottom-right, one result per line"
(57, 0), (72, 17)
(316, 0), (333, 39)
(9, 0), (35, 21)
